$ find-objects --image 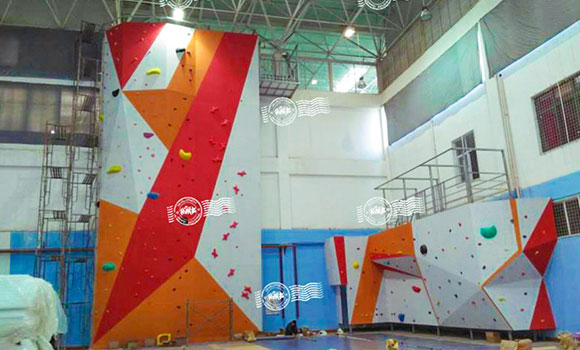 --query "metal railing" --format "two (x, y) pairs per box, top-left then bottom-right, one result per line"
(375, 147), (511, 228)
(260, 45), (299, 83)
